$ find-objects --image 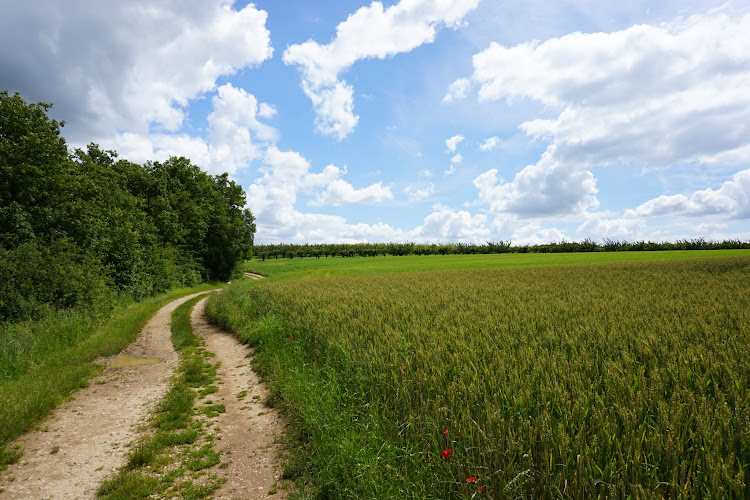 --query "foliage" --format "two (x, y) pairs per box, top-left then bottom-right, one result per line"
(208, 256), (750, 498)
(0, 91), (255, 322)
(253, 238), (750, 261)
